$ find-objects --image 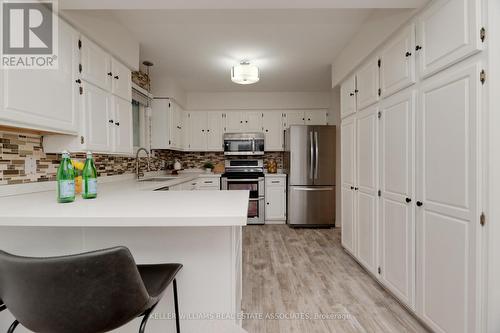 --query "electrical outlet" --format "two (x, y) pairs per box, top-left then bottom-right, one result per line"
(25, 156), (36, 176)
